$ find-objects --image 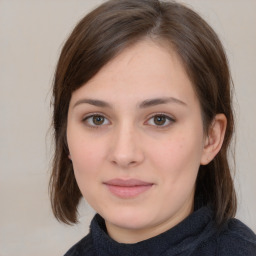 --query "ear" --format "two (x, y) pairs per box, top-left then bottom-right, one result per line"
(200, 114), (227, 165)
(68, 154), (72, 160)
